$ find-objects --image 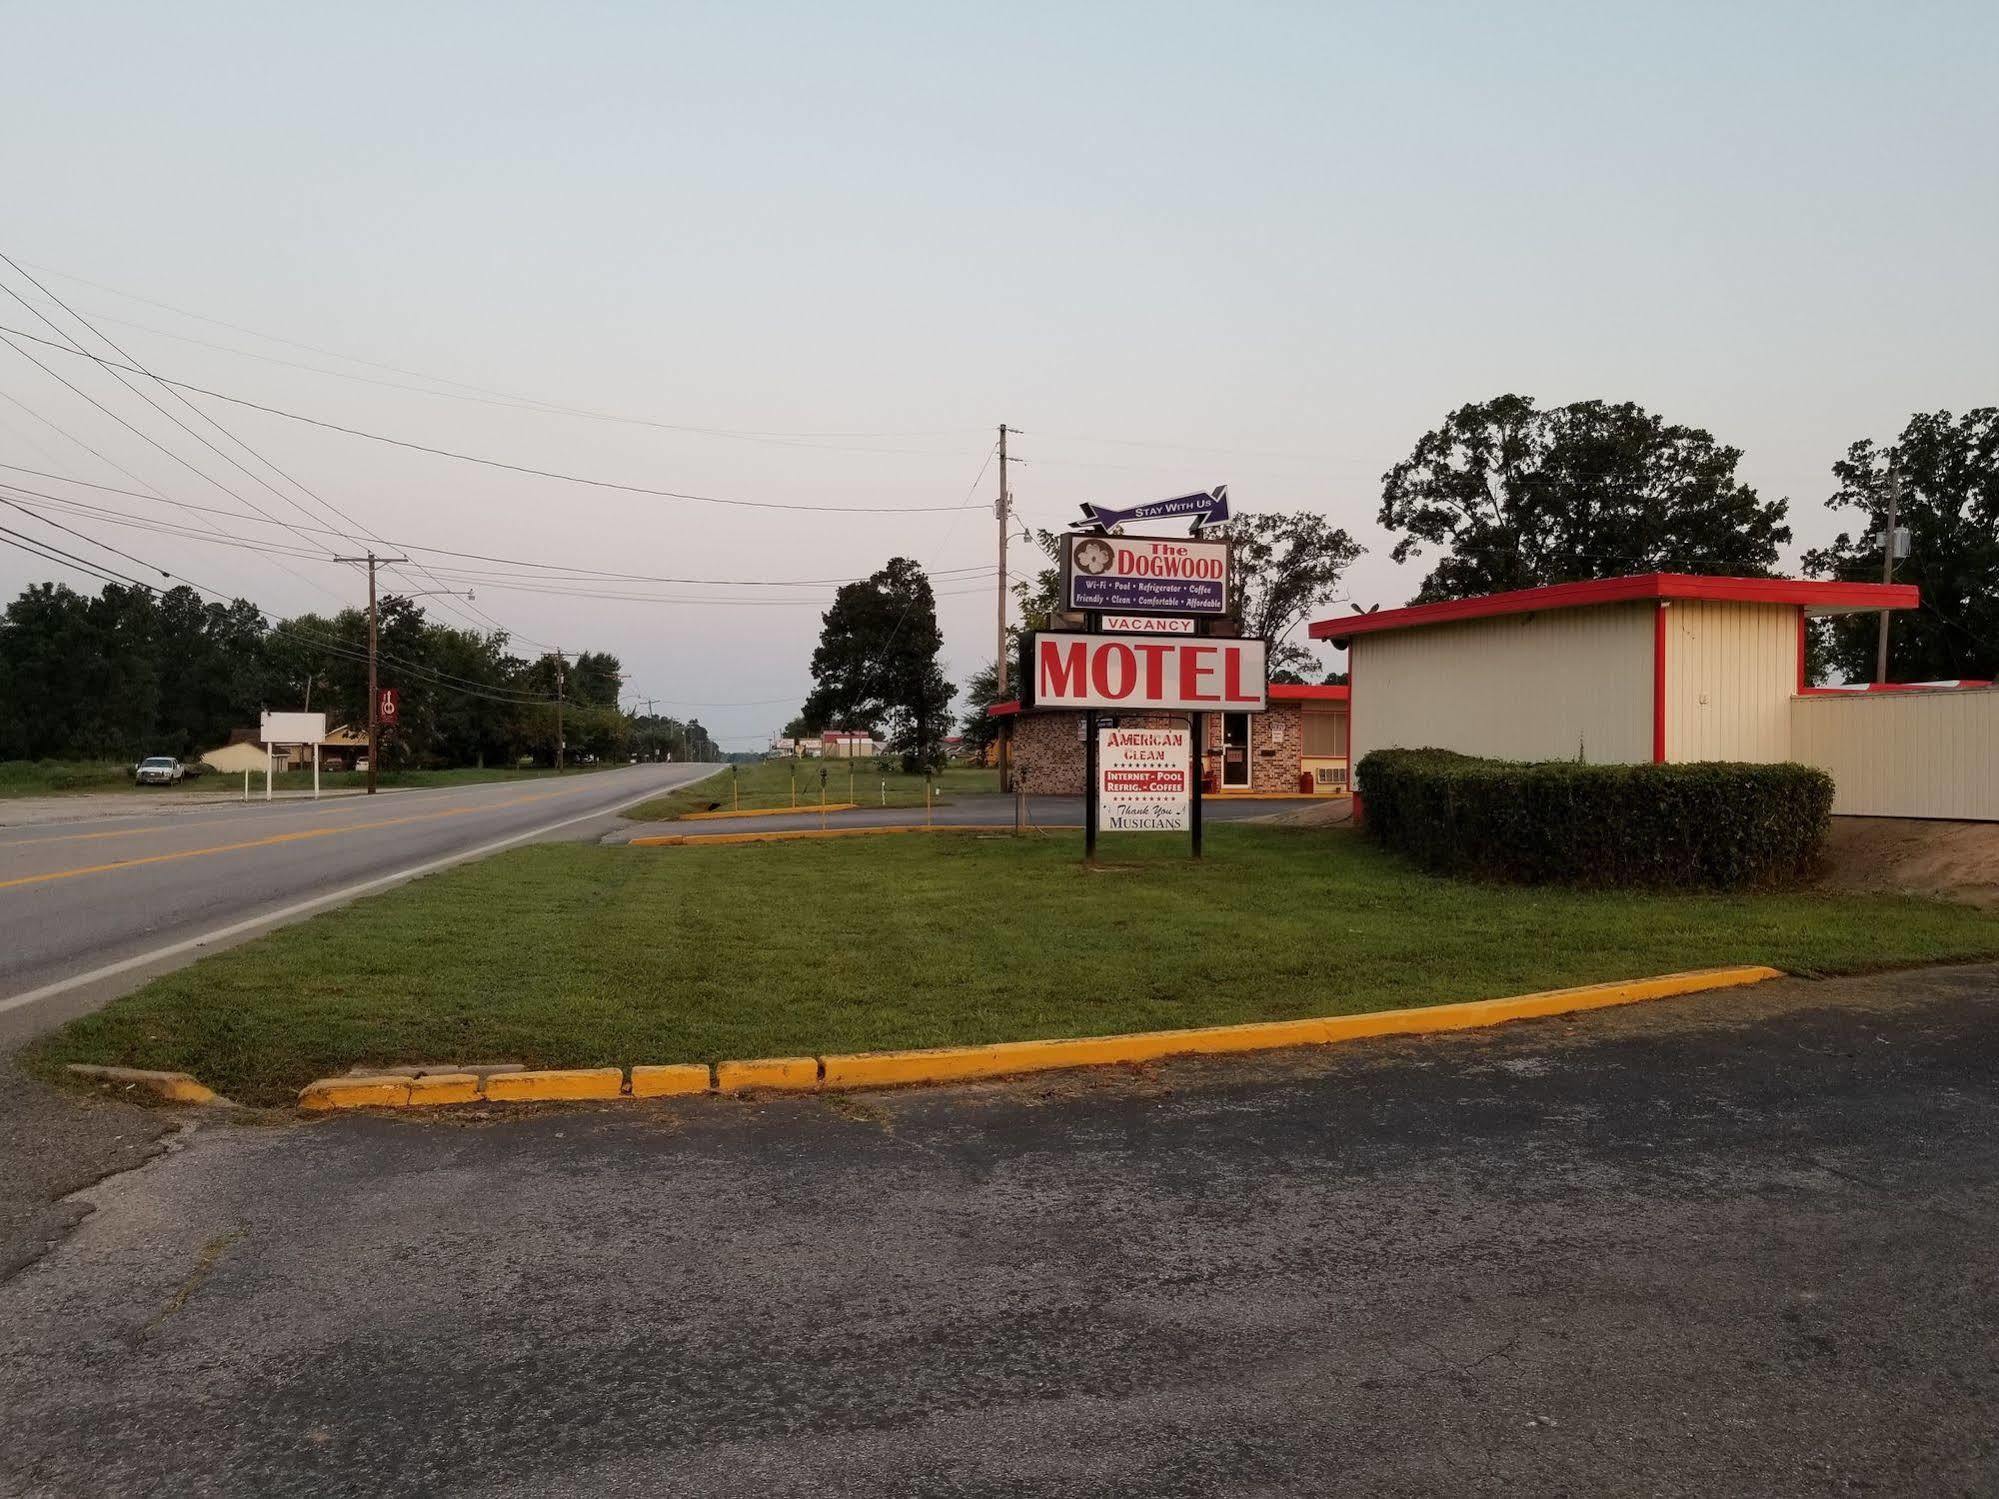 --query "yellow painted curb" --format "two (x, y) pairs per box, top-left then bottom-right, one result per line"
(631, 1063), (712, 1098)
(482, 1067), (625, 1102)
(300, 1075), (413, 1111)
(286, 964), (1787, 1111)
(680, 803), (860, 820)
(818, 966), (1785, 1089)
(65, 1063), (223, 1106)
(406, 1071), (482, 1105)
(631, 824), (1076, 848)
(716, 1056), (819, 1091)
